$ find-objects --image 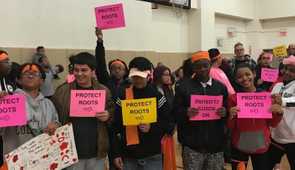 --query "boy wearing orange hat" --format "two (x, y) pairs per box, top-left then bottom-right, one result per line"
(173, 51), (228, 170)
